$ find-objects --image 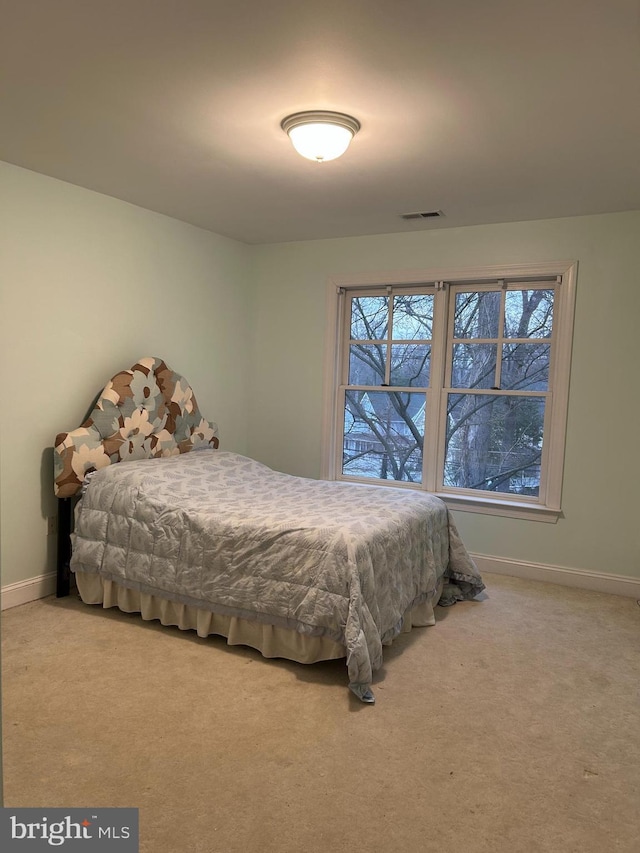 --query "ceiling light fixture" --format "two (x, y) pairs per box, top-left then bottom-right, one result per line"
(281, 111), (361, 162)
